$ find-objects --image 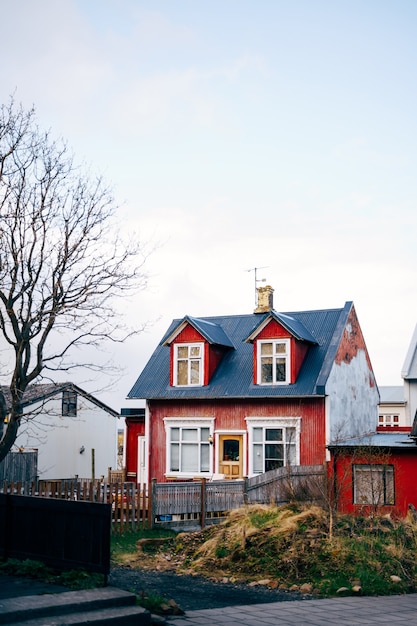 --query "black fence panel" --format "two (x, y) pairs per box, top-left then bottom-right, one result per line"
(0, 494), (111, 575)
